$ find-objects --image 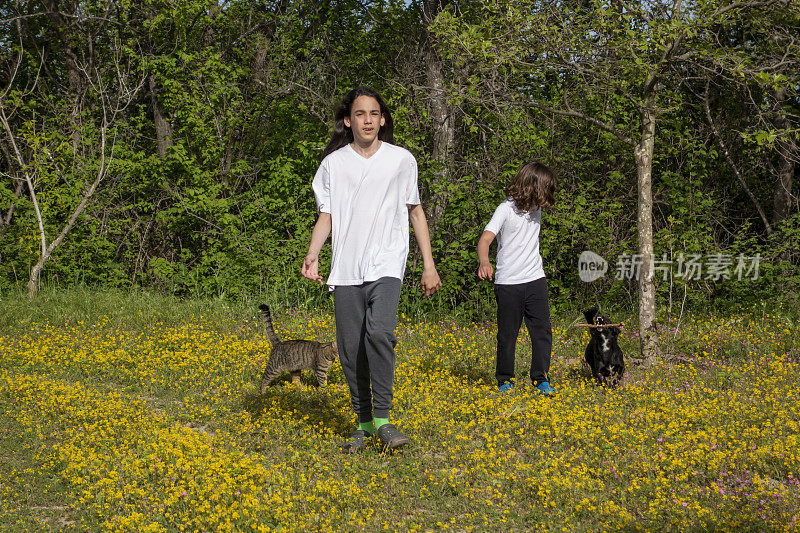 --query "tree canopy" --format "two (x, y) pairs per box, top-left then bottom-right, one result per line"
(1, 0), (798, 320)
